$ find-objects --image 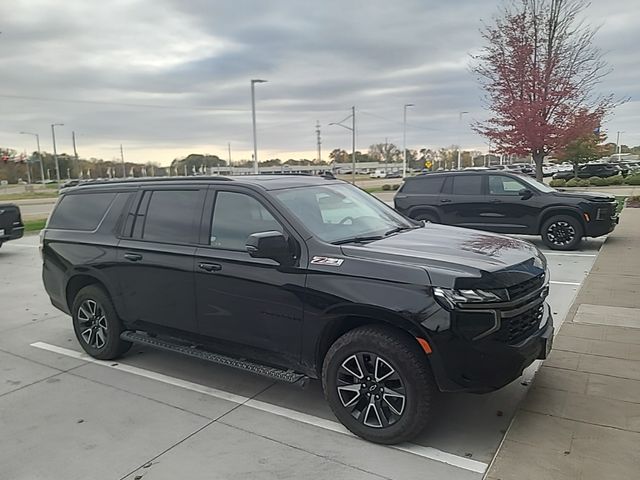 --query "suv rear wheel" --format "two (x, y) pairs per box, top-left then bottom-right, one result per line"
(322, 325), (434, 444)
(72, 285), (131, 360)
(541, 215), (583, 250)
